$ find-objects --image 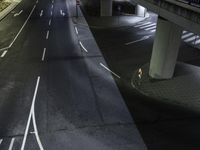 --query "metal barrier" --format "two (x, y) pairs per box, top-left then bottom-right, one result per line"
(178, 0), (200, 7)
